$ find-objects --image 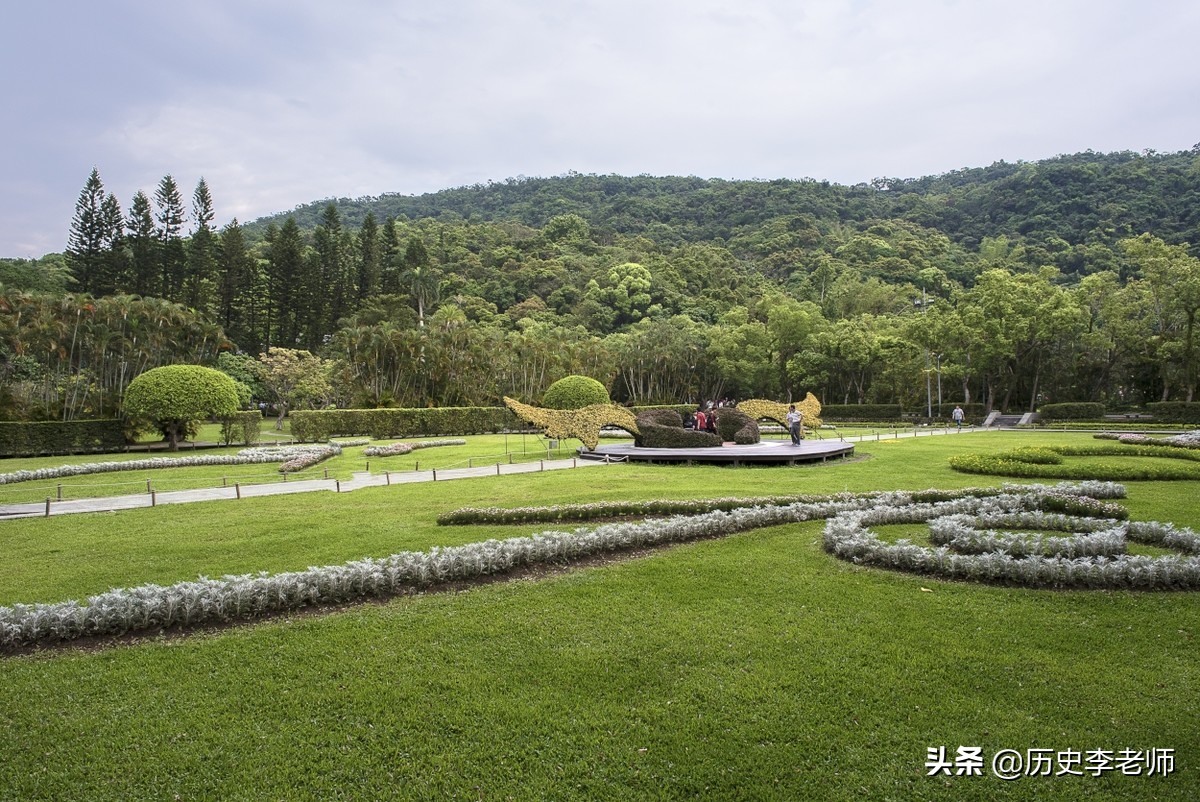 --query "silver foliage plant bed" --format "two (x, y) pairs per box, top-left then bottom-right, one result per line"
(3, 481), (1199, 651)
(362, 439), (466, 457)
(0, 444), (343, 485)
